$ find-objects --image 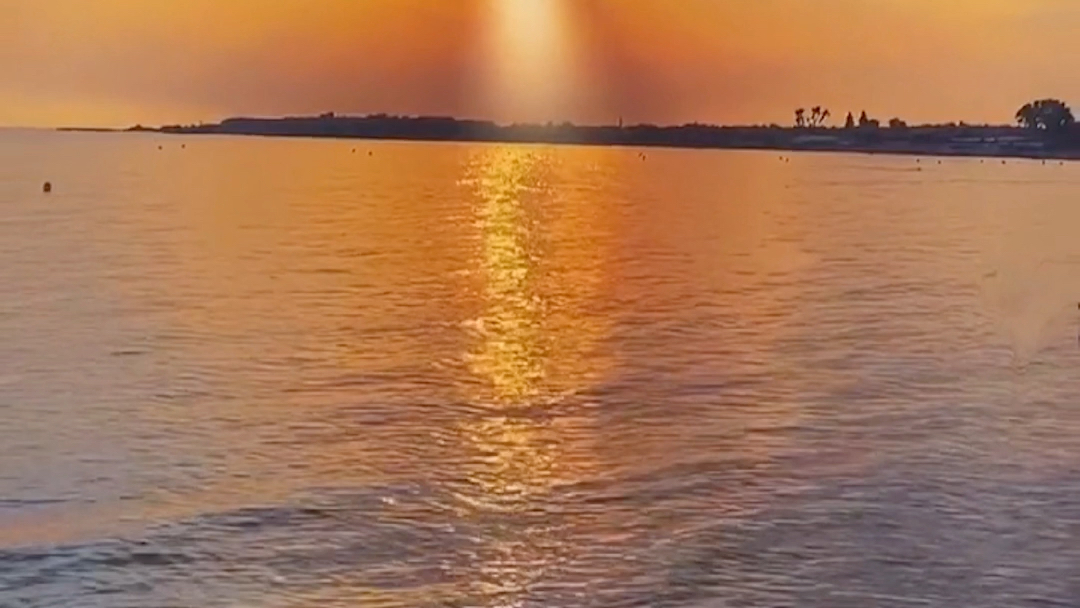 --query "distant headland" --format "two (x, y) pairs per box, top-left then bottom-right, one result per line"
(63, 99), (1080, 161)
